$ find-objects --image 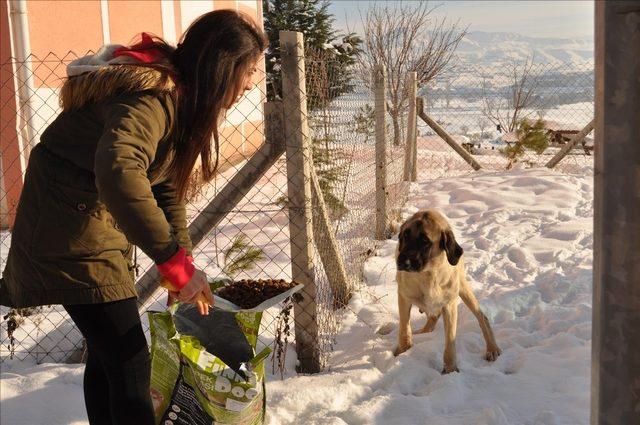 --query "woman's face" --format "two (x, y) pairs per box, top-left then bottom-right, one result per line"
(225, 58), (259, 109)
